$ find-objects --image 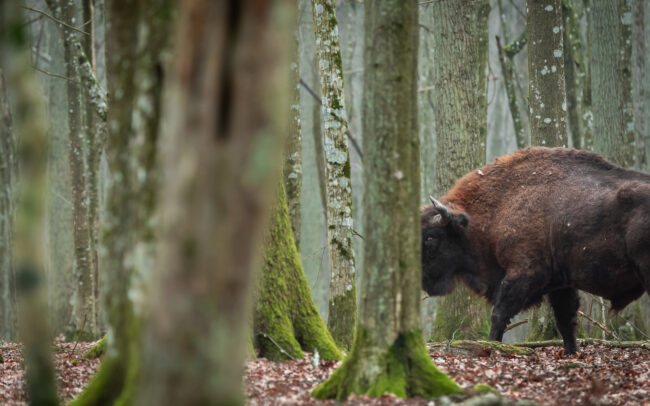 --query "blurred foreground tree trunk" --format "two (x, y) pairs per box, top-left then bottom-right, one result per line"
(1, 3), (59, 403)
(311, 0), (357, 350)
(0, 71), (16, 340)
(312, 0), (462, 399)
(430, 0), (491, 342)
(284, 32), (302, 248)
(254, 183), (342, 362)
(136, 1), (295, 404)
(69, 0), (172, 404)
